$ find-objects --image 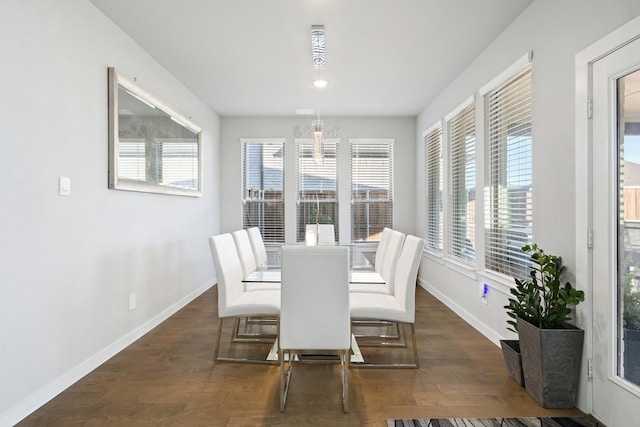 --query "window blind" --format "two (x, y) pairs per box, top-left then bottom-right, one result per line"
(447, 102), (476, 264)
(296, 139), (339, 242)
(159, 140), (199, 189)
(242, 140), (285, 243)
(118, 139), (146, 181)
(425, 126), (443, 251)
(484, 64), (533, 278)
(351, 139), (394, 242)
